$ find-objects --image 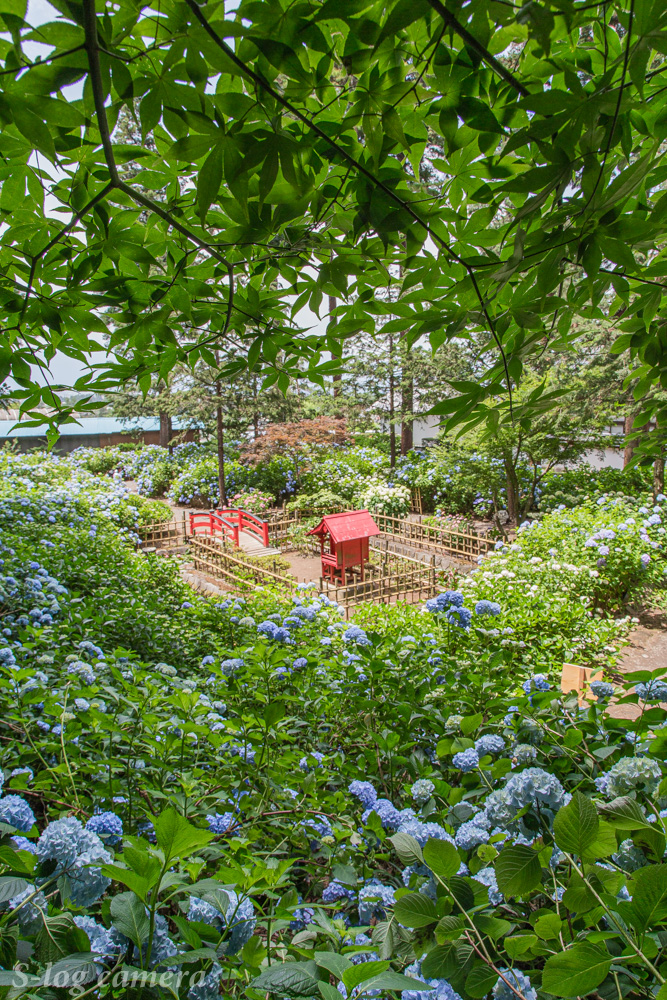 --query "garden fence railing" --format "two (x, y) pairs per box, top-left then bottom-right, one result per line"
(189, 536), (294, 591)
(372, 513), (493, 561)
(136, 515), (187, 550)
